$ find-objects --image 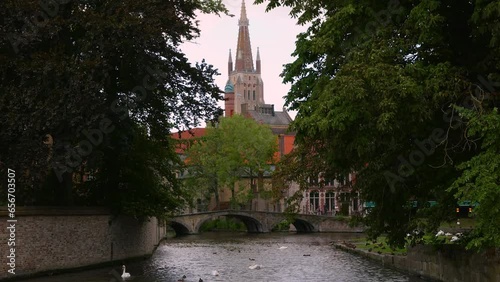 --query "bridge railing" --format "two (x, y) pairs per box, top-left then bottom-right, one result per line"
(174, 208), (350, 217)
